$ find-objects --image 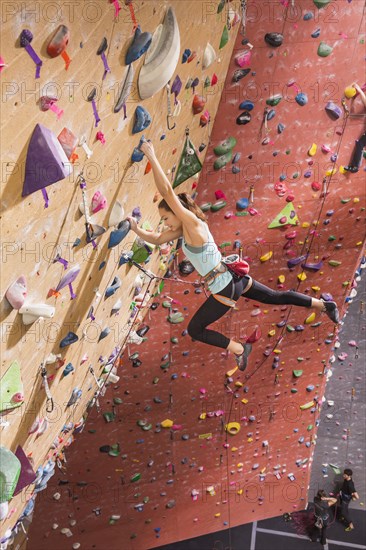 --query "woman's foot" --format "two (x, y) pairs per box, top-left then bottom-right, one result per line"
(344, 166), (359, 173)
(322, 300), (339, 323)
(345, 524), (354, 532)
(235, 343), (252, 371)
